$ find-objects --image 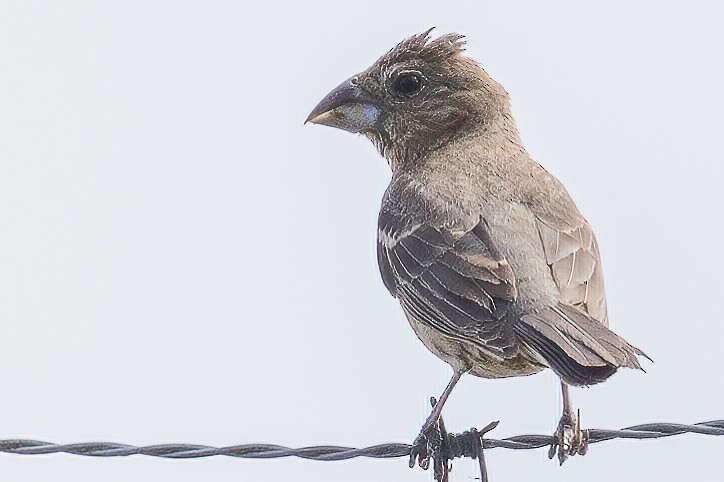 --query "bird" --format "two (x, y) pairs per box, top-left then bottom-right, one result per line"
(305, 29), (647, 464)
